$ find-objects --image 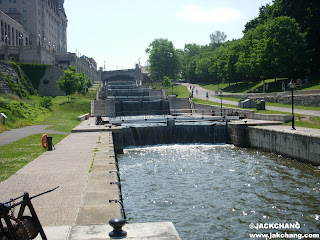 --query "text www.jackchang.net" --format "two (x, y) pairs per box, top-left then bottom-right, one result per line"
(249, 232), (320, 239)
